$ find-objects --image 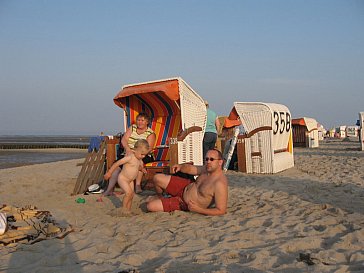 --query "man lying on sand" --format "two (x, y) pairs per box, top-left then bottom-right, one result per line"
(146, 149), (228, 216)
